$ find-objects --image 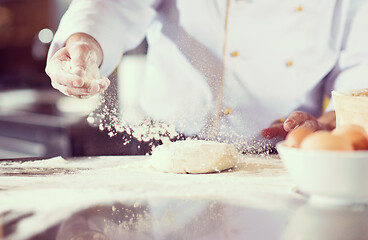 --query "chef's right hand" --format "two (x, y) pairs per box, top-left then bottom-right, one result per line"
(261, 111), (336, 139)
(45, 33), (110, 98)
